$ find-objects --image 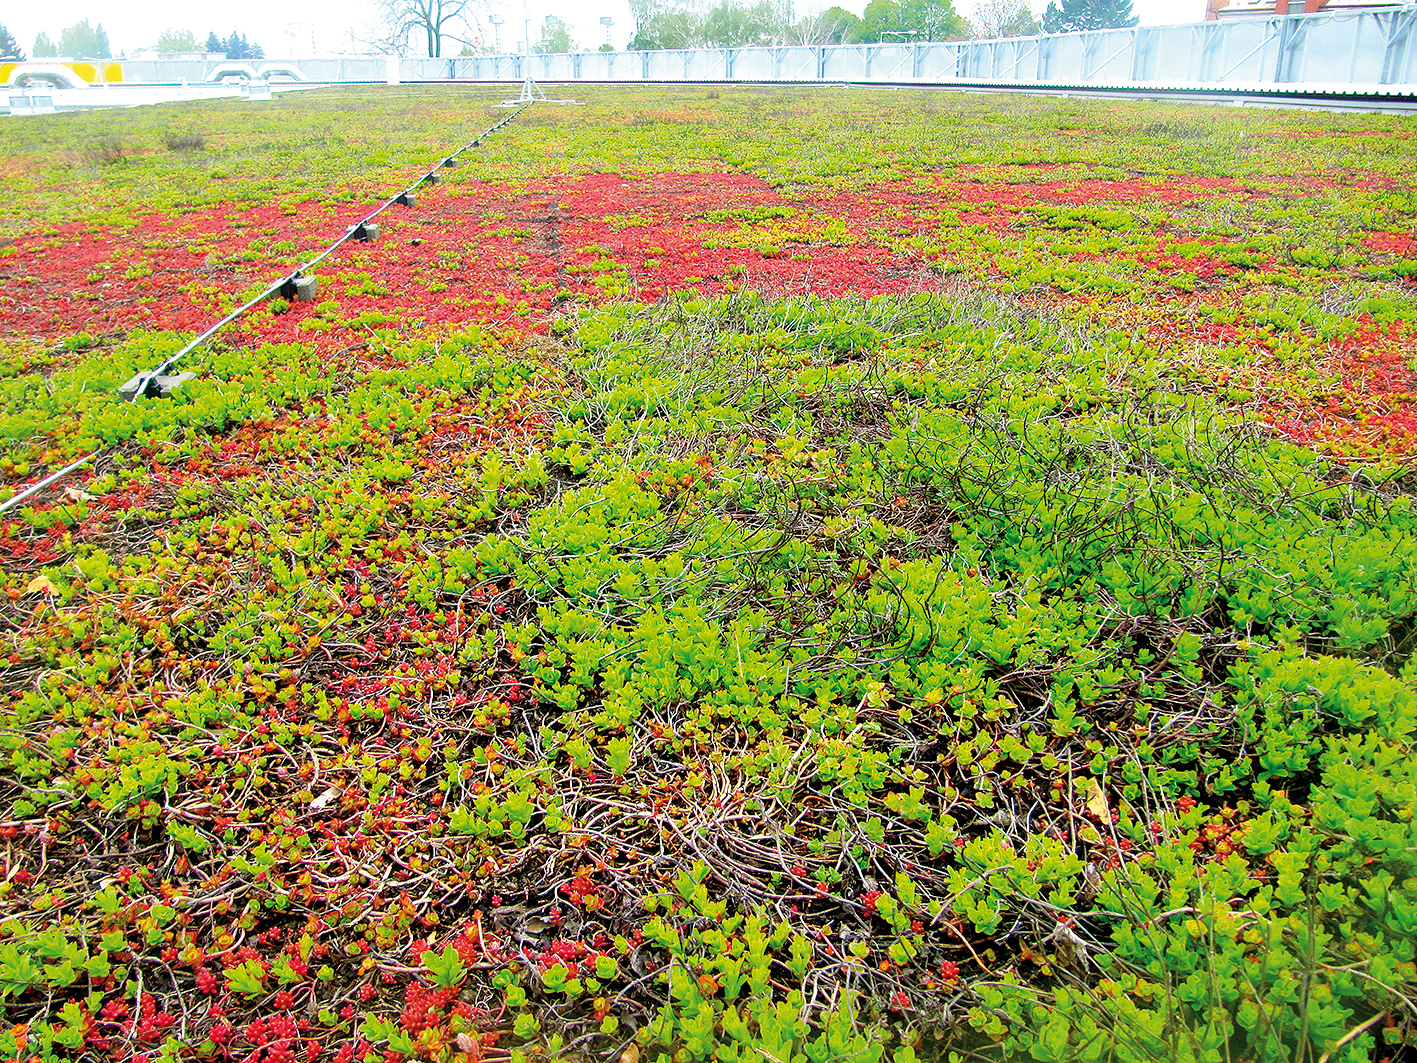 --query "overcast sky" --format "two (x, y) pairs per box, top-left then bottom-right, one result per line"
(5, 0), (1210, 60)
